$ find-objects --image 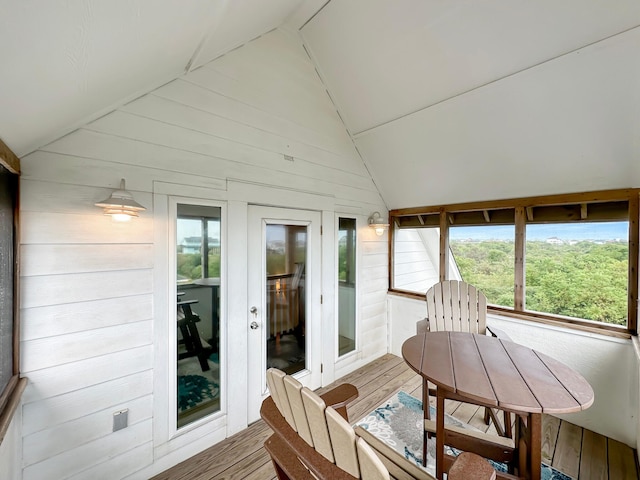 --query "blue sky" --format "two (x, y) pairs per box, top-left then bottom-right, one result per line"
(449, 221), (628, 241)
